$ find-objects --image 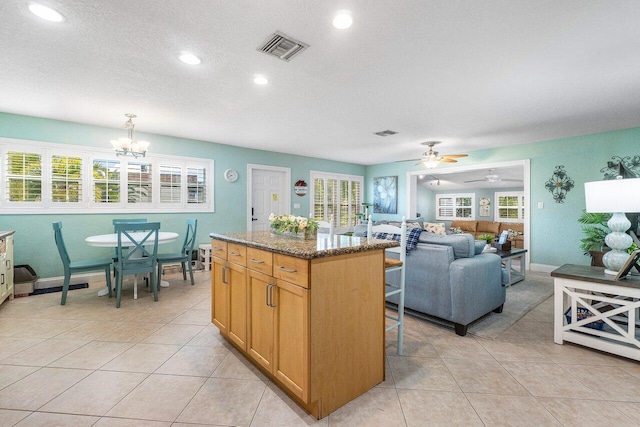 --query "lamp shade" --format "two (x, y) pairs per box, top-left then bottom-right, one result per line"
(584, 178), (640, 213)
